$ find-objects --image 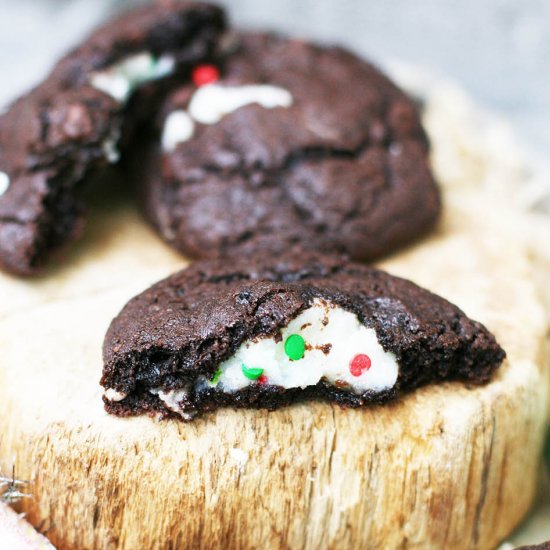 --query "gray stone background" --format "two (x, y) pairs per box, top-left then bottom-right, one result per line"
(0, 0), (549, 158)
